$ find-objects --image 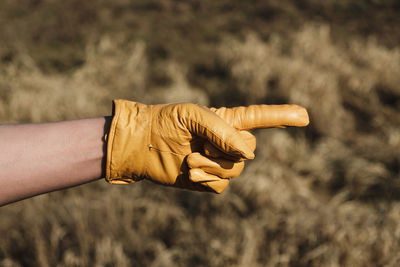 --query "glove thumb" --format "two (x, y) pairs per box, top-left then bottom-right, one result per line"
(179, 104), (254, 159)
